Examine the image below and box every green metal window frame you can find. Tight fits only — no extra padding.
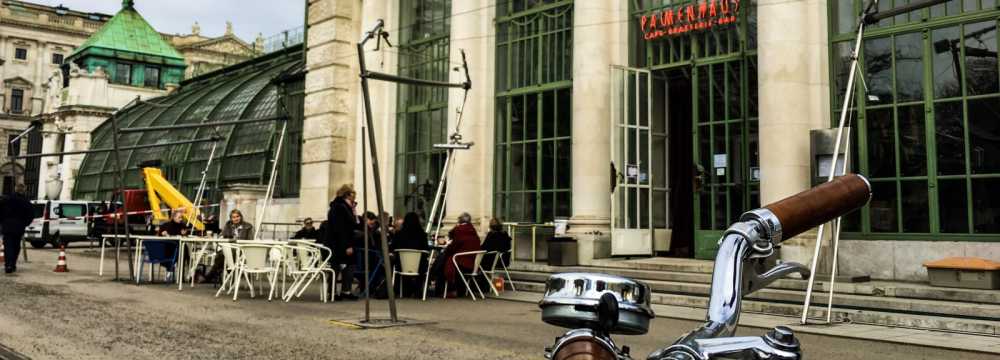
[494,0,574,224]
[631,0,760,259]
[829,0,1000,241]
[393,0,452,220]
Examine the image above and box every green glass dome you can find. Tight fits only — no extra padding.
[73,46,305,202]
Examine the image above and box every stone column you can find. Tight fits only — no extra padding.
[299,0,362,220]
[568,2,623,263]
[757,0,831,265]
[442,0,495,230]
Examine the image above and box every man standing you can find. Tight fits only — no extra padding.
[2,184,34,274]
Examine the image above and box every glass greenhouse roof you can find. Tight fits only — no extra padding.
[73,46,305,201]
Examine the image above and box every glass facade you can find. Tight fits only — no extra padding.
[394,0,452,221]
[494,0,574,224]
[73,47,306,202]
[831,1,1000,239]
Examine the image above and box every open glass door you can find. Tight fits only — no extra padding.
[611,66,653,256]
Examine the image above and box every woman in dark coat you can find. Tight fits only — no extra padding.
[327,185,359,300]
[480,217,512,270]
[433,212,482,297]
[391,212,430,297]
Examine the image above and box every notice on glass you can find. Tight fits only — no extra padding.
[713,154,727,169]
[626,164,639,178]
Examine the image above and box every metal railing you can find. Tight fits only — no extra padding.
[505,222,556,263]
[262,26,305,54]
[258,221,302,241]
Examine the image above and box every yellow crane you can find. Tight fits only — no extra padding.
[142,167,205,231]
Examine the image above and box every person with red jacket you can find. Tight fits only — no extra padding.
[432,212,482,297]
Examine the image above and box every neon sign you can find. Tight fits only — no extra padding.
[639,0,741,41]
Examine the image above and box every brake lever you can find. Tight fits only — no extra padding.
[744,261,810,295]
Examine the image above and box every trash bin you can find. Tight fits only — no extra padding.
[547,236,578,266]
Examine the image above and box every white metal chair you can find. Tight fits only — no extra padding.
[444,250,487,301]
[283,243,335,302]
[483,249,516,294]
[393,249,429,297]
[231,243,280,301]
[214,243,239,298]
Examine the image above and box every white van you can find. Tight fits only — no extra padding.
[24,200,101,248]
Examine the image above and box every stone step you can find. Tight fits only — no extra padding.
[509,262,1000,306]
[510,280,1000,336]
[510,270,1000,320]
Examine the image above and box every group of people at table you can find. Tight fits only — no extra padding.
[146,184,512,300]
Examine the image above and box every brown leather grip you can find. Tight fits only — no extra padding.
[763,174,871,240]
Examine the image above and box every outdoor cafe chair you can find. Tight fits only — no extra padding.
[283,243,335,303]
[231,243,281,301]
[443,250,487,301]
[482,249,516,295]
[392,249,429,297]
[137,240,178,284]
[214,243,240,298]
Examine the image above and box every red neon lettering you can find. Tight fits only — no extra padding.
[663,9,674,26]
[710,0,717,17]
[687,5,695,22]
[640,15,649,31]
[699,2,707,18]
[721,0,729,14]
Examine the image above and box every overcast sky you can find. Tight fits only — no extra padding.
[30,0,305,43]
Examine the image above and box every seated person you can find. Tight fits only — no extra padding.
[292,217,320,239]
[199,209,254,283]
[154,209,189,273]
[431,212,482,298]
[390,212,430,297]
[480,217,512,270]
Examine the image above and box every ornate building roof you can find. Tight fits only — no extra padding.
[67,0,184,65]
[72,45,305,201]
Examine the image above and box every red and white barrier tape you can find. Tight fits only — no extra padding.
[31,203,221,224]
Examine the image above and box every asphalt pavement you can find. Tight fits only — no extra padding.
[0,246,996,360]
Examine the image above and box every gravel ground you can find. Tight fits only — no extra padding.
[0,246,995,360]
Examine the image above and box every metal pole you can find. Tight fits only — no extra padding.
[801,14,866,325]
[433,154,456,241]
[826,127,853,323]
[110,97,139,281]
[424,148,453,234]
[358,21,399,321]
[190,141,219,234]
[255,121,287,240]
[362,123,370,322]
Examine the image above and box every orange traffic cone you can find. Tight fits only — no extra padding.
[54,244,68,272]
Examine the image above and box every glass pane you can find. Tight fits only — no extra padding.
[556,88,571,137]
[526,93,539,140]
[556,139,571,189]
[511,95,525,141]
[525,192,537,223]
[714,190,728,230]
[964,21,998,95]
[541,192,554,223]
[898,105,926,176]
[865,37,893,105]
[935,101,966,175]
[835,0,855,34]
[728,122,743,181]
[698,69,710,123]
[967,97,1000,174]
[870,181,899,232]
[972,178,1000,233]
[542,141,554,189]
[900,180,929,233]
[933,27,962,99]
[555,191,570,218]
[525,142,538,189]
[895,32,924,102]
[866,108,896,178]
[728,62,742,120]
[510,144,524,191]
[543,90,555,138]
[712,65,726,121]
[699,193,712,230]
[832,42,854,106]
[938,179,969,233]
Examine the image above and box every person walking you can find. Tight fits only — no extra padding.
[2,184,34,274]
[327,185,360,300]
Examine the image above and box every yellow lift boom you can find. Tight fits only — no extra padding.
[143,167,205,231]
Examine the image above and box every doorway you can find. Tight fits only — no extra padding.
[661,68,694,258]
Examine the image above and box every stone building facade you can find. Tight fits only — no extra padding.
[299,0,1000,282]
[165,21,263,79]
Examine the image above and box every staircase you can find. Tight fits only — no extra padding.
[506,258,1000,336]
